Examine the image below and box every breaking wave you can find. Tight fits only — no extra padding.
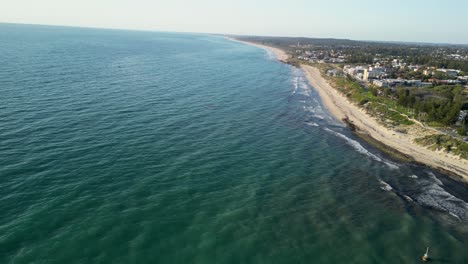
[305,122,319,127]
[415,180,468,221]
[324,128,399,170]
[403,171,468,221]
[379,180,393,191]
[292,77,299,95]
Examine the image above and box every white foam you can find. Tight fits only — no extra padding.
[427,172,444,186]
[297,77,311,96]
[449,212,461,220]
[305,122,319,127]
[380,180,393,191]
[305,105,327,121]
[264,49,276,60]
[403,195,414,202]
[415,182,468,221]
[291,77,299,95]
[383,162,400,170]
[409,175,419,179]
[300,80,311,93]
[325,128,399,170]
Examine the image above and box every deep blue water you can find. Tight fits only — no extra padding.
[0,24,467,263]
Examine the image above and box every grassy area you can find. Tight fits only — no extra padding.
[299,62,468,160]
[328,74,415,127]
[415,135,468,159]
[370,103,415,126]
[426,121,446,128]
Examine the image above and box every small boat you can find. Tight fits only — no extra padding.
[421,247,430,262]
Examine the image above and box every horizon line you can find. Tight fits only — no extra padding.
[2,21,468,46]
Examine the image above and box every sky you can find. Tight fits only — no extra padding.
[1,0,468,44]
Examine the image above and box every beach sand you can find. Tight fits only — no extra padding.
[231,38,467,182]
[302,65,468,183]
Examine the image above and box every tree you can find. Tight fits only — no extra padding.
[442,101,462,126]
[458,125,467,136]
[434,71,448,80]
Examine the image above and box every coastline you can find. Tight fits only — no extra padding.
[231,38,468,183]
[226,37,289,63]
[303,65,468,183]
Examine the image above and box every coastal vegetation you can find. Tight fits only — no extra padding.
[415,135,468,159]
[238,36,468,131]
[319,65,416,126]
[236,36,468,176]
[394,85,467,127]
[347,46,468,72]
[310,63,468,160]
[238,36,468,72]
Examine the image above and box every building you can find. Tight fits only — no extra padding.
[330,58,346,63]
[326,69,338,76]
[458,111,468,125]
[437,69,460,77]
[423,70,433,76]
[372,79,404,88]
[363,67,385,81]
[344,65,363,75]
[419,82,433,87]
[372,80,388,87]
[406,80,422,86]
[407,65,420,71]
[343,65,367,79]
[372,79,432,88]
[356,72,364,80]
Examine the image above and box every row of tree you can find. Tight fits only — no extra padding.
[394,86,466,126]
[346,45,468,72]
[348,53,468,72]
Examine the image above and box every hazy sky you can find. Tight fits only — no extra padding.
[1,0,468,44]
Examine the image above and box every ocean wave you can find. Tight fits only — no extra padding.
[290,76,311,96]
[291,77,299,95]
[403,195,414,202]
[324,128,399,170]
[379,180,393,191]
[415,182,468,221]
[304,105,327,121]
[427,172,444,186]
[264,49,276,60]
[305,122,319,127]
[383,172,466,221]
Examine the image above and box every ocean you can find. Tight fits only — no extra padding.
[0,23,467,263]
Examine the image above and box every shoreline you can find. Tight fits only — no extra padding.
[226,37,289,63]
[302,65,468,183]
[231,38,468,184]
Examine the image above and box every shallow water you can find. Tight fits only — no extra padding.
[0,24,467,263]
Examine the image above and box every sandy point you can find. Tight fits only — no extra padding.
[225,37,289,63]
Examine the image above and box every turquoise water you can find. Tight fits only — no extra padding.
[0,24,467,263]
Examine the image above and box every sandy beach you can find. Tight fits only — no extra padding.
[302,65,468,183]
[231,38,468,183]
[227,37,289,62]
